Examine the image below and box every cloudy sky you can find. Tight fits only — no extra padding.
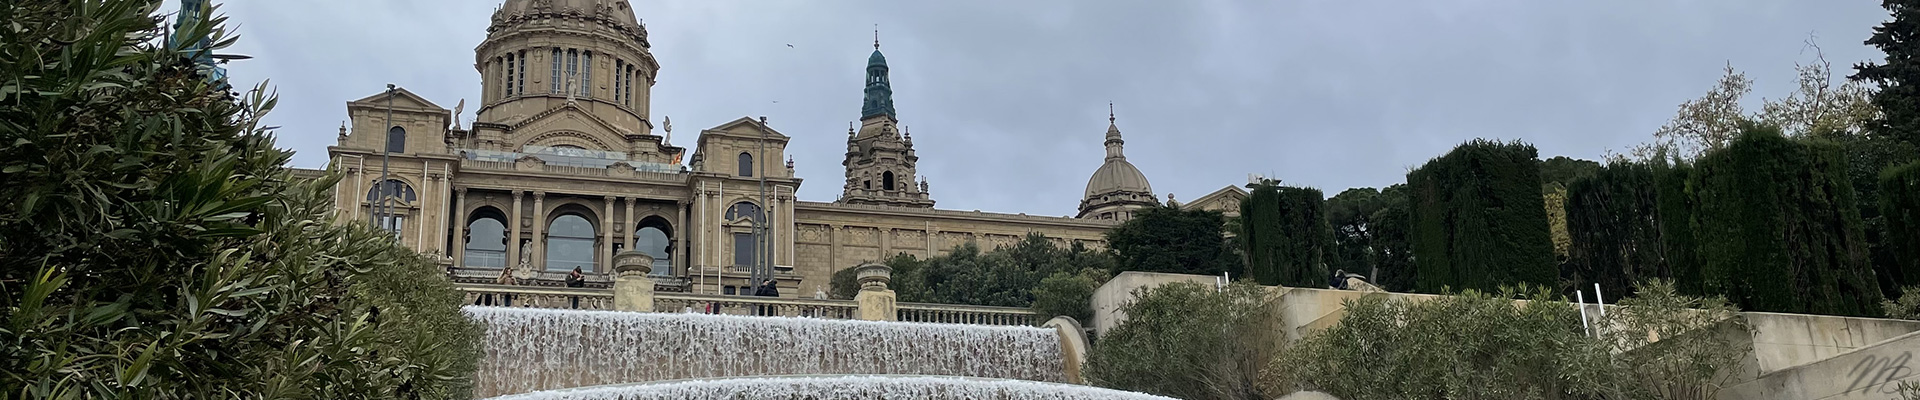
[209,1,1893,218]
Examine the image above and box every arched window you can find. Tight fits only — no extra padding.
[365,179,415,238]
[545,214,596,271]
[738,152,754,177]
[724,202,763,270]
[366,179,417,203]
[634,218,672,276]
[386,126,406,153]
[466,207,508,268]
[883,171,896,191]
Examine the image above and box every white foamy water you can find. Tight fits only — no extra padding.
[466,307,1066,397]
[486,375,1175,400]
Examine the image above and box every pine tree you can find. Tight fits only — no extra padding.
[1852,0,1920,148]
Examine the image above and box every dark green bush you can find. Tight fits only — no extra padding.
[1406,140,1557,293]
[1242,184,1332,287]
[1564,162,1668,300]
[1692,124,1881,316]
[1884,160,1920,290]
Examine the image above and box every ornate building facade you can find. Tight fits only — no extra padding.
[315,0,1176,297]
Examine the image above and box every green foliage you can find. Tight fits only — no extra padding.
[1886,161,1920,290]
[1106,205,1236,276]
[1031,267,1111,323]
[1881,286,1920,320]
[1850,0,1920,148]
[1692,123,1882,316]
[1406,139,1557,293]
[1267,281,1749,400]
[1540,156,1602,189]
[1266,285,1599,400]
[1587,280,1750,400]
[1087,281,1278,400]
[1242,184,1332,287]
[0,1,478,397]
[1653,161,1705,296]
[832,235,1114,313]
[1564,162,1670,300]
[1326,188,1380,282]
[1370,185,1416,292]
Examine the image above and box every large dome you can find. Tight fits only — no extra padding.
[1085,159,1152,198]
[495,0,642,31]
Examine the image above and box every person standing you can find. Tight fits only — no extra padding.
[494,265,517,306]
[566,266,586,309]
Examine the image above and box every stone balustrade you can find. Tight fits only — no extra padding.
[452,284,1043,326]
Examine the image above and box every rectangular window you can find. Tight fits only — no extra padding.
[732,232,757,269]
[566,49,578,95]
[516,50,526,96]
[625,67,636,106]
[503,54,515,96]
[582,52,593,98]
[551,48,562,93]
[374,214,404,240]
[613,59,623,102]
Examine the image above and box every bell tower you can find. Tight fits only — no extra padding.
[839,33,934,208]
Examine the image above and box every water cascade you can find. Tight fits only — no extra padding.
[486,375,1175,400]
[468,307,1067,397]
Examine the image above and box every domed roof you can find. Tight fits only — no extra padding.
[868,50,887,67]
[1085,158,1153,197]
[497,0,640,28]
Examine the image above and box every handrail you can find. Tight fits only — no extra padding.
[452,284,1043,326]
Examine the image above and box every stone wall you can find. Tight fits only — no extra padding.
[1720,330,1920,400]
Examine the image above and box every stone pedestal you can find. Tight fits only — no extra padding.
[853,263,897,321]
[613,251,656,312]
[1043,316,1091,384]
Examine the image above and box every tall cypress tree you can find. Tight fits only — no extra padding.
[1564,162,1672,301]
[1851,0,1920,148]
[1242,182,1332,287]
[1884,161,1920,289]
[1693,124,1882,316]
[1406,140,1557,293]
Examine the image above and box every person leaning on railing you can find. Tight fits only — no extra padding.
[566,267,585,309]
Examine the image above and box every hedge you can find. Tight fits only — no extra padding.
[1406,140,1557,293]
[1564,162,1667,301]
[1692,125,1881,316]
[1243,184,1332,287]
[1884,160,1920,291]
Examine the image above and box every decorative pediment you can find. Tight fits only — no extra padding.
[703,116,790,141]
[507,104,632,152]
[1186,185,1249,211]
[348,87,445,112]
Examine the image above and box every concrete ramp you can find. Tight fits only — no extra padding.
[1719,329,1920,399]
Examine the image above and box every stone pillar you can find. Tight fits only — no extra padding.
[1044,316,1091,384]
[675,200,688,276]
[506,191,523,268]
[453,187,468,267]
[601,195,616,273]
[612,250,656,312]
[530,191,546,270]
[853,263,897,321]
[622,196,635,270]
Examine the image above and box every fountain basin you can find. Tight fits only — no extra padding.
[483,375,1175,400]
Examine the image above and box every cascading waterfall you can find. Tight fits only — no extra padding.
[486,375,1176,400]
[467,307,1067,397]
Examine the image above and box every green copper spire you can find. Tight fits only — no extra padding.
[861,27,895,119]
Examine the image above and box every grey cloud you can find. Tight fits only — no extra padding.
[216,0,1891,217]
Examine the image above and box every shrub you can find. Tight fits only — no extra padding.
[1884,160,1920,290]
[1087,281,1279,400]
[0,2,478,396]
[1564,162,1669,300]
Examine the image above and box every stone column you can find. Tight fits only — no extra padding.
[612,250,656,312]
[530,191,546,271]
[506,190,523,268]
[623,196,635,270]
[853,263,897,321]
[453,187,468,267]
[675,200,688,277]
[693,186,707,289]
[601,195,616,274]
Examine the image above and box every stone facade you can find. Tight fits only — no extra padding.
[312,0,1200,299]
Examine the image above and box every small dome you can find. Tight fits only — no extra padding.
[868,50,887,67]
[1085,159,1153,198]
